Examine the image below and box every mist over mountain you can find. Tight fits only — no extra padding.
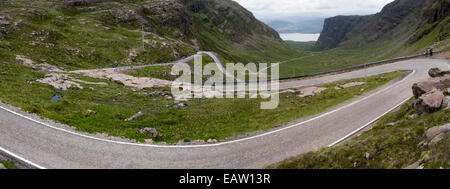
[263,17,325,34]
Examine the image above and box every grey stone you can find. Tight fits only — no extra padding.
[86,109,96,116]
[427,133,446,147]
[387,122,396,126]
[412,77,450,98]
[172,102,187,108]
[428,68,450,78]
[340,82,365,89]
[139,127,161,138]
[0,163,6,169]
[0,20,10,26]
[407,114,417,120]
[424,124,450,141]
[414,89,445,114]
[125,111,144,121]
[207,139,218,143]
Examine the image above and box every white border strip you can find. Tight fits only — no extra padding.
[0,146,46,169]
[328,97,411,147]
[0,70,416,149]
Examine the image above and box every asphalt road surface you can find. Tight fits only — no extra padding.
[0,58,448,169]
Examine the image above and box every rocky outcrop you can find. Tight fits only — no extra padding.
[37,73,83,91]
[315,15,368,50]
[298,87,327,98]
[424,124,450,147]
[414,89,447,114]
[428,68,450,78]
[412,76,450,98]
[139,127,161,138]
[412,68,450,114]
[315,0,433,50]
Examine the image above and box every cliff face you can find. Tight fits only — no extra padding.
[315,0,441,50]
[314,15,369,50]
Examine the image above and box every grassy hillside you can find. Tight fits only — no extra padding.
[316,0,449,53]
[0,0,302,72]
[269,98,450,169]
[285,40,316,51]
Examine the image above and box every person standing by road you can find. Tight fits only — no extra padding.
[430,48,433,57]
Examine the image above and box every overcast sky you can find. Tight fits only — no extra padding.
[233,0,395,20]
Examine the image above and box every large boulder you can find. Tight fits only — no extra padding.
[424,124,450,147]
[412,76,450,98]
[425,124,450,141]
[428,68,450,78]
[414,89,446,114]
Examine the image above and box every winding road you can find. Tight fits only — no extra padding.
[0,58,449,169]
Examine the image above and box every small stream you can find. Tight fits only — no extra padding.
[51,93,62,102]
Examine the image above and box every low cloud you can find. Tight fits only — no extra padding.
[234,0,394,20]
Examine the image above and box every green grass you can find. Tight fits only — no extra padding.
[285,41,316,51]
[0,54,405,143]
[268,97,450,169]
[0,159,18,169]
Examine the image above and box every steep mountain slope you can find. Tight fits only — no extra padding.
[0,0,300,70]
[315,0,449,54]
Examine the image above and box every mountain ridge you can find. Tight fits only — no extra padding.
[0,0,300,71]
[315,0,449,53]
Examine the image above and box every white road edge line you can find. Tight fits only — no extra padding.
[0,146,47,169]
[0,70,415,149]
[328,97,411,147]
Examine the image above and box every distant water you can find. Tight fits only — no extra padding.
[280,33,320,42]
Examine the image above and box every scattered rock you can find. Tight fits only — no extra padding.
[334,86,343,90]
[281,89,298,95]
[0,163,5,169]
[417,164,424,169]
[73,69,172,90]
[414,89,446,114]
[298,87,327,98]
[0,20,10,26]
[207,139,218,143]
[424,124,450,141]
[144,139,154,144]
[407,114,417,120]
[428,68,450,78]
[125,111,144,121]
[149,91,167,98]
[364,152,371,160]
[387,122,396,126]
[172,102,187,108]
[139,127,161,138]
[86,109,96,117]
[427,133,446,147]
[412,77,450,98]
[16,55,65,73]
[191,140,206,145]
[37,73,83,91]
[72,79,108,86]
[339,82,365,89]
